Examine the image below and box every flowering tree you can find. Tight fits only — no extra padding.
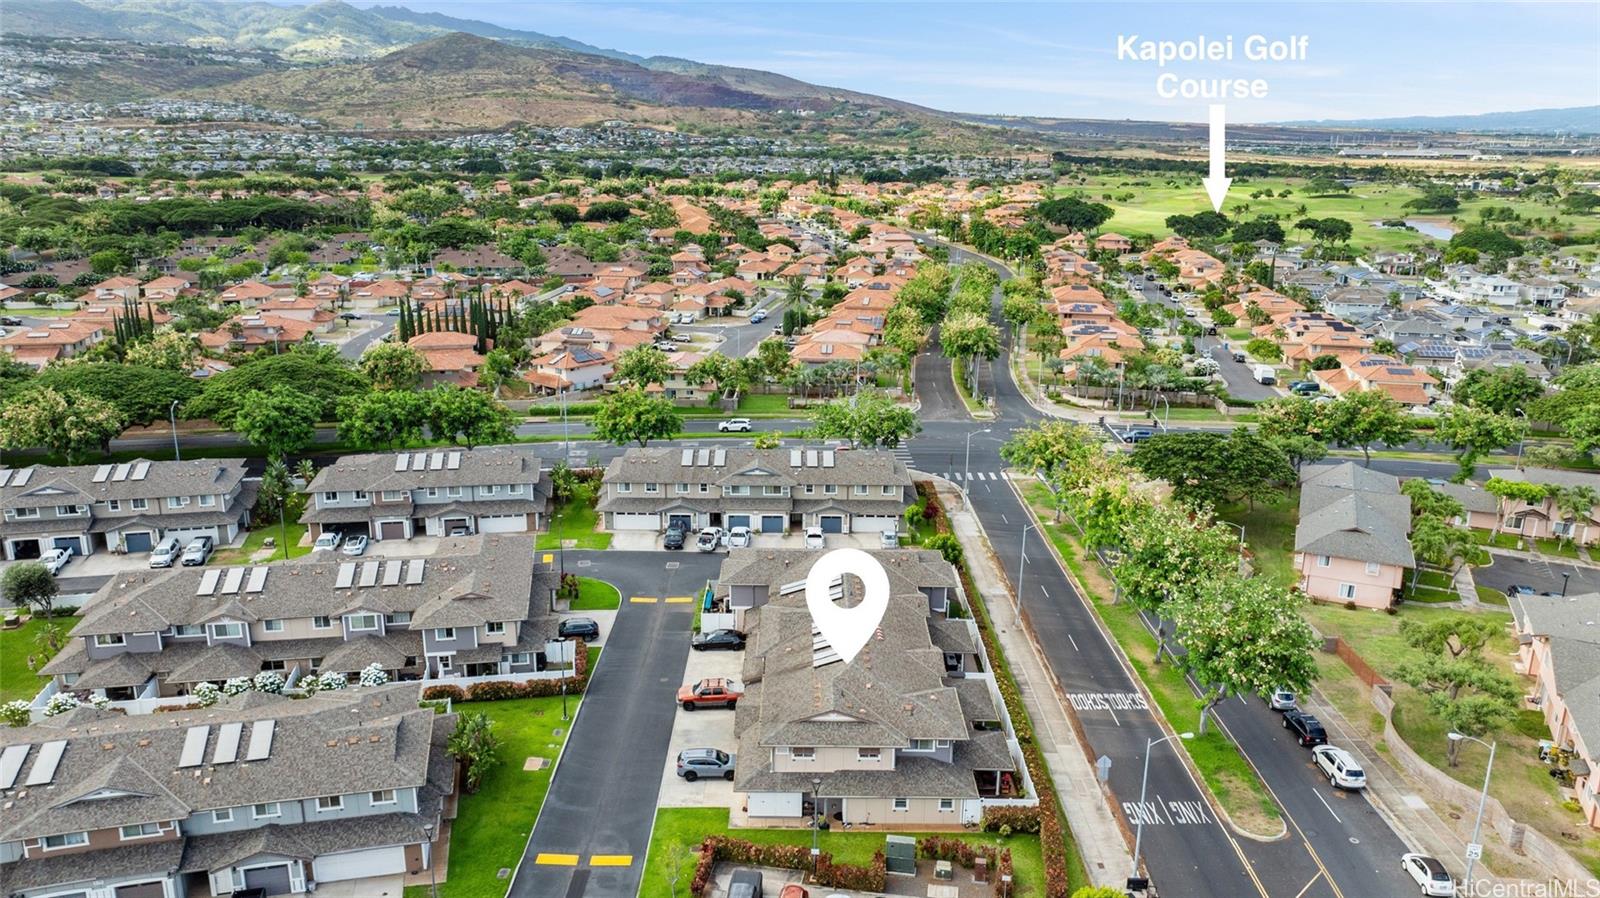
[1172,577,1319,734]
[1113,503,1242,616]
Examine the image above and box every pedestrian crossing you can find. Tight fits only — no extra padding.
[948,471,1006,482]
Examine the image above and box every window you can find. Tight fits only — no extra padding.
[426,487,440,498]
[698,483,710,494]
[857,748,881,762]
[94,633,126,647]
[1338,583,1357,600]
[198,494,216,508]
[939,798,955,812]
[259,660,286,672]
[789,747,815,761]
[6,507,38,519]
[209,623,244,640]
[353,491,367,500]
[446,487,463,498]
[804,484,815,495]
[252,803,281,819]
[853,485,868,496]
[346,614,379,631]
[617,483,632,494]
[503,652,531,665]
[892,798,909,812]
[313,616,332,630]
[908,739,935,752]
[482,485,499,496]
[404,656,417,667]
[1508,514,1526,530]
[120,823,161,840]
[437,656,452,671]
[131,498,148,511]
[370,790,396,805]
[824,485,838,495]
[1316,555,1331,568]
[509,483,524,495]
[434,627,456,640]
[316,795,344,812]
[212,808,233,824]
[323,491,339,502]
[174,624,203,637]
[882,485,897,496]
[385,612,411,625]
[1365,561,1381,576]
[41,831,88,849]
[382,490,406,501]
[56,505,83,516]
[309,657,324,670]
[167,496,191,509]
[763,485,784,497]
[486,621,505,634]
[725,485,749,496]
[644,483,659,494]
[676,483,690,494]
[107,499,121,512]
[264,619,284,632]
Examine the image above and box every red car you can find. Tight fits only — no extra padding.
[677,677,743,711]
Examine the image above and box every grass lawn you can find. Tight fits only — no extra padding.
[1474,585,1510,606]
[1217,497,1298,590]
[638,808,1047,898]
[403,695,582,898]
[1021,482,1283,835]
[950,359,985,415]
[569,576,620,611]
[1534,537,1581,559]
[536,484,612,550]
[0,617,67,703]
[211,523,310,566]
[735,393,792,415]
[1402,585,1459,603]
[1471,529,1524,550]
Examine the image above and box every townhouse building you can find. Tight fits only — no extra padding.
[723,549,1031,826]
[597,446,913,535]
[1,459,255,562]
[1511,591,1600,829]
[0,684,455,898]
[1294,462,1414,609]
[301,448,552,543]
[41,534,559,701]
[1485,467,1600,546]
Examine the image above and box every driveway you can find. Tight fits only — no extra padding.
[1196,336,1281,402]
[657,644,742,808]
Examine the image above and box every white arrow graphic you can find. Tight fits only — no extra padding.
[1202,103,1231,213]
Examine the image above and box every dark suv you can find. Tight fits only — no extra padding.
[1283,709,1327,747]
[663,526,686,550]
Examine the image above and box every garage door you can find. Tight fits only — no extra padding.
[760,515,785,534]
[378,521,407,540]
[727,515,750,529]
[242,864,293,895]
[123,531,154,553]
[667,514,693,532]
[479,514,527,534]
[851,515,897,534]
[819,515,844,534]
[611,513,660,531]
[312,845,406,882]
[746,791,802,817]
[8,538,42,560]
[52,536,85,554]
[115,881,166,898]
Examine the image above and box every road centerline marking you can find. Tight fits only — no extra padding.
[534,853,579,865]
[589,854,633,866]
[629,596,659,604]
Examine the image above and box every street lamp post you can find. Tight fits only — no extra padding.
[964,428,991,488]
[1514,408,1528,469]
[811,776,822,877]
[1132,731,1194,879]
[421,821,438,898]
[169,400,182,461]
[1016,522,1041,614]
[1562,572,1571,597]
[1448,732,1496,889]
[560,662,570,722]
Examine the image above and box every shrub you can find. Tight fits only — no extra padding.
[253,671,285,694]
[42,693,81,716]
[316,670,349,691]
[466,680,522,702]
[192,682,221,707]
[689,835,886,895]
[1,700,32,727]
[222,676,252,696]
[358,663,390,687]
[982,805,1043,834]
[421,684,466,702]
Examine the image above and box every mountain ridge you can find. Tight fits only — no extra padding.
[1275,106,1600,135]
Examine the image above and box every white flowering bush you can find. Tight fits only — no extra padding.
[89,695,110,710]
[358,663,389,688]
[42,693,80,717]
[316,670,348,691]
[253,672,285,694]
[222,677,252,697]
[192,682,221,707]
[1,700,32,727]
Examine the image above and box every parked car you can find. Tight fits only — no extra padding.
[1123,428,1154,444]
[719,418,753,432]
[339,312,360,321]
[1312,745,1367,790]
[772,325,783,335]
[653,340,677,351]
[559,617,601,641]
[385,307,402,316]
[750,310,767,323]
[879,529,900,549]
[692,629,746,651]
[678,677,743,710]
[696,527,724,553]
[312,531,343,552]
[676,747,735,782]
[1505,584,1537,599]
[180,536,214,566]
[342,535,369,556]
[671,334,692,343]
[663,526,687,550]
[728,869,763,898]
[804,527,825,549]
[0,316,22,327]
[778,886,807,898]
[1283,709,1327,747]
[1401,853,1458,897]
[1231,350,1247,362]
[149,537,183,568]
[1251,364,1277,385]
[727,526,753,548]
[1268,688,1297,711]
[40,547,72,576]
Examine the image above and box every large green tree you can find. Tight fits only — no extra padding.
[1450,367,1545,416]
[807,390,921,449]
[1431,404,1528,483]
[186,346,368,427]
[359,341,427,391]
[234,385,319,460]
[1173,576,1319,733]
[23,363,200,428]
[0,387,124,463]
[425,386,516,449]
[1129,429,1293,509]
[591,387,681,448]
[1318,391,1414,465]
[612,345,673,387]
[1394,615,1521,766]
[336,389,428,450]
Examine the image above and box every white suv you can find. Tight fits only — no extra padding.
[718,418,753,433]
[1312,745,1367,790]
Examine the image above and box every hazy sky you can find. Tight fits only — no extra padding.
[344,1,1600,123]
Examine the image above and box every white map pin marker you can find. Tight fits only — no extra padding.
[805,547,890,665]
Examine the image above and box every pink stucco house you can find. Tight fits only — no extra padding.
[1294,462,1414,608]
[1512,592,1600,828]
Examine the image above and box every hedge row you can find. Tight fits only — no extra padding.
[420,640,590,704]
[690,835,886,895]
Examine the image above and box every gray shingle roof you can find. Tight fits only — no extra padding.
[1296,462,1414,567]
[1513,591,1600,755]
[305,447,552,496]
[1,458,248,508]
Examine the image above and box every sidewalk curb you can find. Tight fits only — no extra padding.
[1005,475,1291,845]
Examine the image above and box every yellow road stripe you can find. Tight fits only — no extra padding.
[589,855,633,867]
[664,596,694,604]
[541,553,554,564]
[534,853,579,866]
[629,596,658,603]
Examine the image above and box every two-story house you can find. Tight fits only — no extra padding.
[1294,462,1414,608]
[41,534,559,699]
[1485,467,1600,546]
[301,449,552,543]
[1,460,255,562]
[597,447,913,535]
[723,549,1030,826]
[1511,591,1600,829]
[0,684,455,898]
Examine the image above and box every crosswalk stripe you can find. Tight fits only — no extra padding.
[589,855,633,866]
[534,853,579,865]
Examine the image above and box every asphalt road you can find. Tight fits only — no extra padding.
[1123,274,1280,403]
[337,314,396,359]
[508,550,719,898]
[1470,551,1600,597]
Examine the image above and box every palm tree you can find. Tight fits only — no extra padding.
[1553,485,1599,547]
[447,712,501,793]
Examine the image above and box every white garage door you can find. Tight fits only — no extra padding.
[851,515,898,534]
[312,845,407,883]
[479,514,527,534]
[611,512,660,531]
[746,791,803,817]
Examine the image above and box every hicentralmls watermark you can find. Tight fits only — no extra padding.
[1464,880,1600,898]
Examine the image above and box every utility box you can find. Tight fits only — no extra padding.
[885,835,916,875]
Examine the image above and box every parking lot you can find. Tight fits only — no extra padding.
[1472,551,1600,596]
[610,529,890,552]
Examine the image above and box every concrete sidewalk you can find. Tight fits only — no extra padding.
[934,480,1133,889]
